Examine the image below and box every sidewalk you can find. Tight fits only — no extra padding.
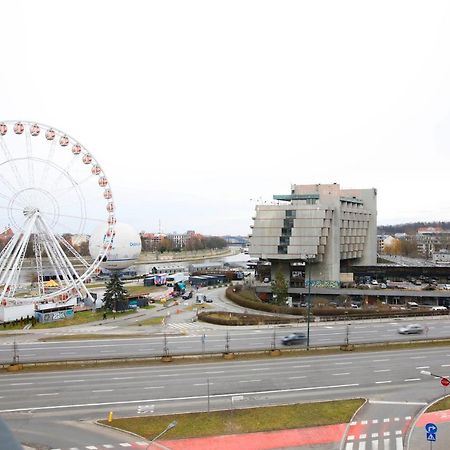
[160,424,346,450]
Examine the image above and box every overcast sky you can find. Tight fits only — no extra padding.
[1,1,450,236]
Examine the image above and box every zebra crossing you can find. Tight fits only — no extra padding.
[343,416,411,449]
[167,322,212,335]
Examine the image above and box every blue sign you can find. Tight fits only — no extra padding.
[426,423,437,442]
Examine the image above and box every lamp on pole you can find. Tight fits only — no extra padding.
[146,420,177,449]
[304,254,314,351]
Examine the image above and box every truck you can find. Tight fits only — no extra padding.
[166,272,188,287]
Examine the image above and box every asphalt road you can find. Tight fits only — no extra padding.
[1,347,450,448]
[1,318,450,364]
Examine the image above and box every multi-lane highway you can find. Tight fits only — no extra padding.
[1,319,450,364]
[1,346,449,448]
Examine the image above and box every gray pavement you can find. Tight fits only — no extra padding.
[1,347,450,448]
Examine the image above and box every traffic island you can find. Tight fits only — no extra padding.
[223,352,235,360]
[270,349,282,356]
[340,344,355,351]
[6,364,23,372]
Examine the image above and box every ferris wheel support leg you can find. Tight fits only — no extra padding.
[0,213,37,301]
[38,214,94,306]
[39,226,81,293]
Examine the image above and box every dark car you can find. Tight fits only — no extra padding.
[281,332,307,346]
[181,291,193,300]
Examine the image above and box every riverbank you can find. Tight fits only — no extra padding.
[134,247,239,265]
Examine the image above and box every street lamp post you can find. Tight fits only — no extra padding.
[306,259,312,350]
[146,420,177,449]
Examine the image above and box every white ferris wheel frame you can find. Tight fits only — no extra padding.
[0,120,115,306]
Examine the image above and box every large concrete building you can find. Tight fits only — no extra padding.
[249,183,377,289]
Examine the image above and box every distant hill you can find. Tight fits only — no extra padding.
[378,222,450,235]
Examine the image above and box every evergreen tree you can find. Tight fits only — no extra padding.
[271,271,289,305]
[103,274,128,311]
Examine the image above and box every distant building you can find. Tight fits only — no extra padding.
[249,183,377,288]
[377,234,390,254]
[433,249,450,265]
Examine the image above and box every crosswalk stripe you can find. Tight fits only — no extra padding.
[372,440,379,450]
[345,443,354,450]
[358,442,366,450]
[384,438,390,449]
[396,436,403,449]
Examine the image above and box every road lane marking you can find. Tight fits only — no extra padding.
[63,380,85,383]
[288,376,306,379]
[0,383,360,413]
[404,378,421,382]
[239,380,261,383]
[292,365,311,368]
[345,444,353,450]
[112,377,135,380]
[375,381,392,384]
[251,368,268,371]
[92,389,114,393]
[143,386,164,389]
[373,359,390,362]
[396,437,403,448]
[416,366,430,369]
[205,371,225,374]
[333,373,350,376]
[374,369,391,373]
[410,356,426,359]
[10,382,33,386]
[37,393,59,396]
[335,362,352,365]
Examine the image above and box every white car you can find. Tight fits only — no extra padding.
[398,324,424,335]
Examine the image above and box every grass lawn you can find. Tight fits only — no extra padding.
[102,399,364,440]
[0,309,137,331]
[125,285,165,296]
[428,396,450,412]
[133,316,165,326]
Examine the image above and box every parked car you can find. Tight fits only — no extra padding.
[398,324,424,335]
[182,291,193,300]
[205,297,213,303]
[281,332,307,346]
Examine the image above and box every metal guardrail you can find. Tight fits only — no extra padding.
[3,338,450,370]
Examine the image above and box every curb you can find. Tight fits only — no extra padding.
[338,398,368,450]
[404,394,450,449]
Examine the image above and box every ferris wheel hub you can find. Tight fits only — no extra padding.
[23,206,39,217]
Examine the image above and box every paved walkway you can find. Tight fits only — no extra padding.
[160,424,346,450]
[408,408,450,449]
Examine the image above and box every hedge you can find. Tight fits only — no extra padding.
[198,311,294,326]
[225,287,449,319]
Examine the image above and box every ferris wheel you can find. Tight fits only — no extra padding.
[0,120,115,306]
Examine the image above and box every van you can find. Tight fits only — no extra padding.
[431,306,447,311]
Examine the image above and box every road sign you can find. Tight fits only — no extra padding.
[426,423,438,442]
[427,432,437,442]
[441,377,450,387]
